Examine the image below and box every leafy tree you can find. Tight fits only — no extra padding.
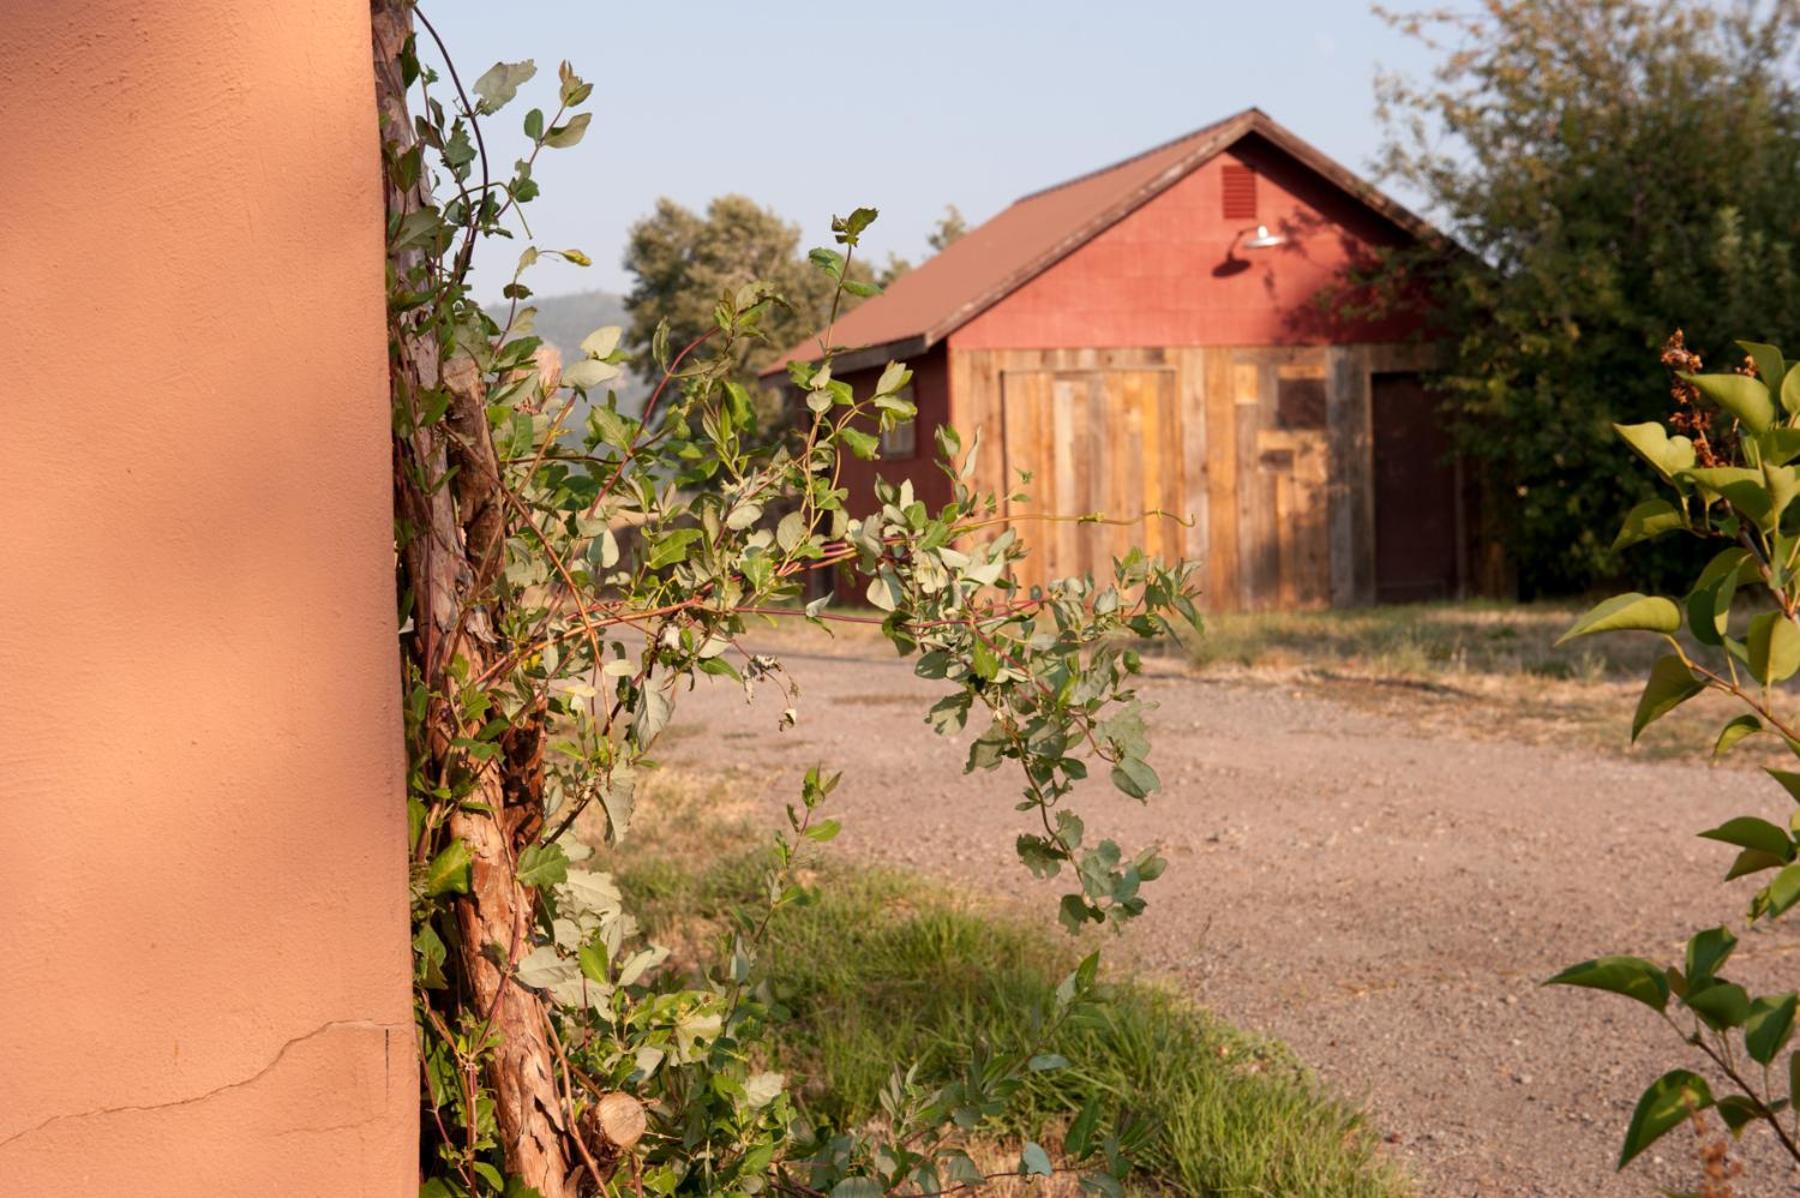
[1373,0,1800,594]
[621,194,875,378]
[377,6,1198,1195]
[1550,336,1800,1181]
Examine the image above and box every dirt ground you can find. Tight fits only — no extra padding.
[659,642,1800,1197]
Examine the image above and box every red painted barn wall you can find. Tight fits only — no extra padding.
[832,344,953,516]
[949,137,1419,351]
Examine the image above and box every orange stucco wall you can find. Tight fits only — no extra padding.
[0,2,413,1194]
[949,141,1416,351]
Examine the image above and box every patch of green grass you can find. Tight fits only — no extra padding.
[608,776,1409,1197]
[1187,600,1669,682]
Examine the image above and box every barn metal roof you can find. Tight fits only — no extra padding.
[762,108,1442,377]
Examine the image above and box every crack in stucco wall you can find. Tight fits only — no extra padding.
[0,1019,408,1153]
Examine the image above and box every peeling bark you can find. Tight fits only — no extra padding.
[370,4,573,1194]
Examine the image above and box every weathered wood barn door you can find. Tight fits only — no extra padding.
[999,369,1182,593]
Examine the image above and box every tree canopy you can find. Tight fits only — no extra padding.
[1375,0,1800,594]
[621,194,873,379]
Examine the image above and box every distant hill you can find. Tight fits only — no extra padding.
[491,288,649,415]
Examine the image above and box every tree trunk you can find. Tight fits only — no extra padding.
[370,4,574,1194]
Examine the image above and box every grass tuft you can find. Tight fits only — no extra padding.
[606,771,1409,1197]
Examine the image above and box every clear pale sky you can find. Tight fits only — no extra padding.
[418,1,1451,301]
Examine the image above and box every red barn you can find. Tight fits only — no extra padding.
[766,109,1469,610]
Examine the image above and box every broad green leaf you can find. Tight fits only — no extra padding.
[1738,341,1787,398]
[1027,1053,1071,1072]
[1685,926,1737,984]
[1631,656,1703,742]
[1713,714,1764,760]
[1687,372,1776,433]
[1727,848,1789,880]
[1715,1093,1763,1135]
[517,842,569,889]
[829,1179,884,1198]
[1785,362,1800,417]
[865,569,900,612]
[1019,1141,1053,1176]
[1768,768,1800,802]
[1066,1094,1103,1158]
[542,112,591,148]
[1747,993,1798,1065]
[1556,594,1680,645]
[563,358,621,390]
[776,511,807,552]
[1615,422,1697,481]
[1748,612,1800,684]
[1618,1070,1714,1168]
[1763,862,1800,918]
[579,325,622,359]
[1545,955,1670,1011]
[1686,548,1751,646]
[1687,981,1751,1029]
[1764,425,1800,463]
[1110,756,1160,800]
[425,839,472,896]
[1700,816,1791,858]
[1612,499,1684,551]
[472,59,536,115]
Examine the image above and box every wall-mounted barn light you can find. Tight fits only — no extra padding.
[1242,223,1287,249]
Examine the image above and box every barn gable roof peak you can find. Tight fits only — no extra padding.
[763,108,1441,377]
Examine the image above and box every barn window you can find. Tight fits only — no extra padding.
[1277,377,1327,429]
[1221,164,1258,221]
[879,385,918,458]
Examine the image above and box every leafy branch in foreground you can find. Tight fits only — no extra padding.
[374,5,1200,1194]
[1549,334,1800,1179]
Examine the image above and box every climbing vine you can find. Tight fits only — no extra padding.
[373,5,1200,1195]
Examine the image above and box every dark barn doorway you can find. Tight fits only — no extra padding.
[1371,372,1463,604]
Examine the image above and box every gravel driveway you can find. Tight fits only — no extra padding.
[661,646,1800,1196]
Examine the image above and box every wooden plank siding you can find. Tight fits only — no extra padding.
[950,343,1437,611]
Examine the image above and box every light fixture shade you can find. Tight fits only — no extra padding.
[1243,224,1286,249]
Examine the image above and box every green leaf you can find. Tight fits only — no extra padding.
[1631,656,1703,742]
[1715,1093,1763,1135]
[1700,816,1791,858]
[472,59,536,114]
[1767,768,1800,803]
[1544,955,1669,1011]
[1785,363,1800,417]
[776,511,807,552]
[1747,993,1798,1065]
[807,247,845,280]
[1763,862,1800,918]
[1687,981,1751,1030]
[865,569,900,612]
[1028,1053,1071,1072]
[1066,1095,1103,1159]
[1618,1070,1714,1168]
[1713,714,1764,760]
[1685,926,1737,985]
[1019,1141,1053,1177]
[1556,593,1680,645]
[1738,341,1787,398]
[1615,422,1698,481]
[1109,756,1160,800]
[1687,372,1776,433]
[563,358,621,390]
[425,839,472,897]
[841,426,879,460]
[517,842,569,889]
[646,528,702,570]
[541,112,591,148]
[829,1179,883,1198]
[1727,848,1789,880]
[1687,549,1750,646]
[1612,499,1685,551]
[1749,612,1800,684]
